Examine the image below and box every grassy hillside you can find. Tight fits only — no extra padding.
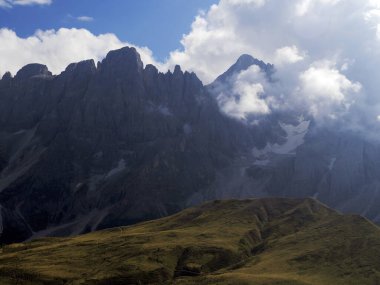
[1,198,380,284]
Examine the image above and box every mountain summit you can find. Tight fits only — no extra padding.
[213,54,274,84]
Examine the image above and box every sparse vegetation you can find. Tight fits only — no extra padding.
[1,198,380,285]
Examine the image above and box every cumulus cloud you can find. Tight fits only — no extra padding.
[274,46,305,66]
[217,65,271,120]
[225,0,266,7]
[295,0,341,16]
[168,0,380,83]
[166,0,380,128]
[296,60,361,120]
[0,28,160,77]
[0,0,51,8]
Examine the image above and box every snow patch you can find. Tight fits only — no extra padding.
[253,119,310,159]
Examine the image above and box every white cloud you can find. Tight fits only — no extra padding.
[296,61,361,120]
[295,0,341,16]
[0,28,160,77]
[0,0,51,7]
[217,65,271,119]
[168,0,380,84]
[165,0,380,126]
[77,16,94,22]
[274,45,305,66]
[167,2,255,83]
[225,0,266,7]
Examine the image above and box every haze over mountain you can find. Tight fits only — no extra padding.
[1,47,380,245]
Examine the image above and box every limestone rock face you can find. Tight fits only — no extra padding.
[0,47,252,243]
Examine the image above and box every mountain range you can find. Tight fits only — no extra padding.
[1,46,380,245]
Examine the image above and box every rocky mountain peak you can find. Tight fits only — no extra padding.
[173,64,183,76]
[99,46,144,78]
[15,63,52,80]
[212,54,274,85]
[236,53,257,66]
[144,64,158,74]
[1,71,12,81]
[65,59,96,75]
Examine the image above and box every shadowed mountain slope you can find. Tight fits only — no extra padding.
[0,47,253,244]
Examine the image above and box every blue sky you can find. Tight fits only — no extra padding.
[0,0,217,60]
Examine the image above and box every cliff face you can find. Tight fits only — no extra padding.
[0,47,252,244]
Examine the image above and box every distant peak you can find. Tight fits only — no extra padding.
[232,54,271,72]
[236,54,255,64]
[211,54,274,85]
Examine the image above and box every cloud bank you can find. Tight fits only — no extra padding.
[166,0,380,128]
[0,28,160,77]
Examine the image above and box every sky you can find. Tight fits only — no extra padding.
[0,0,217,60]
[2,0,380,134]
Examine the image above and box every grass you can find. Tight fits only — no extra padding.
[1,197,380,284]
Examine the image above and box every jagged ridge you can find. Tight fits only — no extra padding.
[0,47,254,244]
